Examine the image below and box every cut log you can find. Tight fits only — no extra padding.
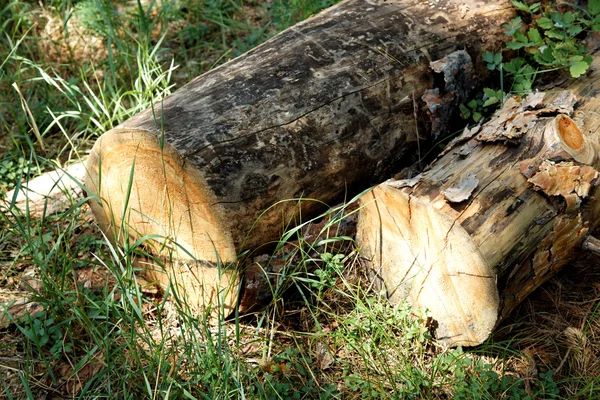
[357,60,600,346]
[1,161,86,218]
[85,0,516,315]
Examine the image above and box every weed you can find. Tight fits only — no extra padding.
[0,151,40,191]
[461,0,599,123]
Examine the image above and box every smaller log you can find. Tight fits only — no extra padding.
[357,70,600,346]
[1,161,86,217]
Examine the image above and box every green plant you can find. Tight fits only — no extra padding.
[308,252,345,299]
[505,1,594,79]
[460,87,505,122]
[461,0,598,123]
[0,152,40,191]
[16,310,71,357]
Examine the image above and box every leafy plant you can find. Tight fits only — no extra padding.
[505,1,594,79]
[16,311,70,357]
[460,88,505,122]
[309,252,344,298]
[461,0,598,123]
[482,51,503,71]
[0,152,40,192]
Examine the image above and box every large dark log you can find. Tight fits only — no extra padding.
[357,58,600,347]
[85,0,515,315]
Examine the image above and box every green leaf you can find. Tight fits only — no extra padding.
[570,60,589,78]
[459,104,471,119]
[467,99,479,110]
[570,54,584,63]
[546,29,566,40]
[483,87,499,98]
[537,16,553,30]
[503,57,525,74]
[493,52,502,65]
[567,24,583,37]
[550,12,564,25]
[511,0,531,12]
[527,28,543,44]
[473,112,483,122]
[529,2,541,13]
[591,0,600,16]
[507,41,526,50]
[503,16,522,36]
[482,51,494,63]
[483,97,499,108]
[563,12,575,26]
[555,39,578,53]
[533,47,556,65]
[487,63,496,70]
[514,31,529,43]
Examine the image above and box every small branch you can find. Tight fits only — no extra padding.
[582,236,600,256]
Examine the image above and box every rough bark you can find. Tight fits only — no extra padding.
[357,60,600,347]
[85,0,515,315]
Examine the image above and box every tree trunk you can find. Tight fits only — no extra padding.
[357,60,600,346]
[85,0,515,315]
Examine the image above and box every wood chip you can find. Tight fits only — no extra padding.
[385,174,423,189]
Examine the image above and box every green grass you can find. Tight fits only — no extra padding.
[1,0,600,398]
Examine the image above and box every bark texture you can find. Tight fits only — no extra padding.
[85,0,515,314]
[357,60,600,347]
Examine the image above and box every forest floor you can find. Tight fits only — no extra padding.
[1,0,600,398]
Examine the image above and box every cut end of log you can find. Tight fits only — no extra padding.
[85,128,240,314]
[551,114,598,165]
[557,114,583,150]
[357,185,499,347]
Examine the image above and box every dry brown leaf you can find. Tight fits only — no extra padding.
[0,291,45,328]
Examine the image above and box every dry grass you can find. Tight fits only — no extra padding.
[496,254,600,398]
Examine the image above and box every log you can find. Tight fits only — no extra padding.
[1,161,86,218]
[357,59,600,346]
[85,0,516,315]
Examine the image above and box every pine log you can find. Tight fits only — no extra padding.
[1,161,86,218]
[357,60,600,346]
[85,0,515,315]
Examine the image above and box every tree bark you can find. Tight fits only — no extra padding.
[85,0,515,315]
[357,60,600,347]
